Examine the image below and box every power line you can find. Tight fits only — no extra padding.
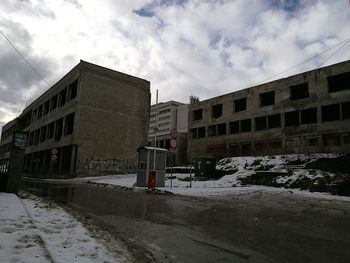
[316,38,350,68]
[255,37,350,85]
[0,29,51,87]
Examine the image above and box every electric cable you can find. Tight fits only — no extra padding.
[0,29,51,87]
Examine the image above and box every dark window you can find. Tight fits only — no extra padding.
[285,111,299,126]
[40,126,47,142]
[58,88,67,107]
[198,127,206,138]
[255,116,267,130]
[268,114,281,128]
[190,128,197,139]
[234,98,246,112]
[34,129,40,145]
[270,140,282,149]
[344,135,350,144]
[240,119,251,132]
[290,83,309,100]
[68,80,78,100]
[342,102,350,119]
[51,95,58,111]
[64,113,75,135]
[217,123,226,136]
[28,132,34,146]
[242,143,251,156]
[55,118,64,141]
[212,104,223,118]
[37,105,43,120]
[328,72,350,92]
[192,109,203,121]
[208,125,217,137]
[43,100,50,115]
[255,142,265,152]
[301,108,317,124]
[229,121,239,134]
[47,122,55,139]
[323,134,341,147]
[260,91,275,107]
[322,104,340,122]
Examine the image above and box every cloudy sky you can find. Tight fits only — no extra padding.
[1,0,350,129]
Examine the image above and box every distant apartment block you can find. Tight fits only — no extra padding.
[188,60,350,159]
[148,101,188,165]
[0,60,150,178]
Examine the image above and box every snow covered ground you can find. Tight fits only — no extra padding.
[87,153,350,201]
[0,192,129,263]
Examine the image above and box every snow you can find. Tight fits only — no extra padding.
[88,153,350,202]
[0,192,124,263]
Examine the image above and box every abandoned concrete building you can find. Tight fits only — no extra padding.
[148,101,188,165]
[0,119,17,190]
[0,60,150,178]
[188,60,350,159]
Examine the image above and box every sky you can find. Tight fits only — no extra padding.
[0,0,350,129]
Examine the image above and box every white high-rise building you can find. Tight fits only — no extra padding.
[148,101,188,165]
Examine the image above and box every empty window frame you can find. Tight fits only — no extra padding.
[190,128,197,139]
[37,105,43,120]
[270,140,282,149]
[217,123,227,136]
[68,80,78,100]
[55,118,64,141]
[34,129,40,145]
[255,116,267,130]
[344,135,350,145]
[229,121,239,134]
[290,82,309,100]
[323,134,341,147]
[47,122,55,139]
[342,102,350,119]
[240,119,251,132]
[301,108,317,124]
[51,95,58,111]
[234,98,246,112]
[328,71,350,92]
[43,100,50,115]
[192,109,203,121]
[321,104,340,122]
[285,111,299,126]
[58,88,67,107]
[64,113,75,135]
[212,104,223,118]
[208,125,217,137]
[198,127,206,138]
[260,91,275,107]
[40,126,47,142]
[268,113,281,128]
[28,132,34,146]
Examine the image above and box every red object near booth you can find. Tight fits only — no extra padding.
[148,171,156,189]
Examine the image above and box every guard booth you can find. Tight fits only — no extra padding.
[136,146,168,187]
[193,156,217,179]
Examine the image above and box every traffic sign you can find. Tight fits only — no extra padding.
[170,128,178,139]
[170,139,177,148]
[52,148,58,155]
[51,154,57,161]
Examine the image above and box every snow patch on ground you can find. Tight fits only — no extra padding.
[0,192,124,263]
[89,154,350,201]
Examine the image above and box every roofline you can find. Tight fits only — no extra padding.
[194,59,350,104]
[20,60,150,117]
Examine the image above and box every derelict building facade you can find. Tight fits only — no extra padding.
[188,60,350,159]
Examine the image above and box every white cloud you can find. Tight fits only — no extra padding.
[0,0,350,126]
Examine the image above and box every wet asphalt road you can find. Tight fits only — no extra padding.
[51,184,350,263]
